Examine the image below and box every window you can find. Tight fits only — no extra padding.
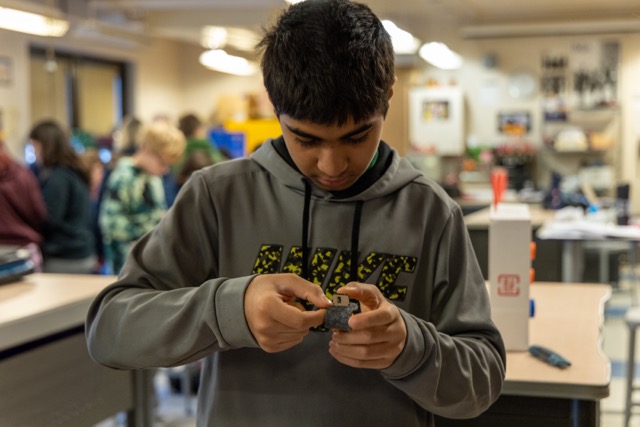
[29,46,130,138]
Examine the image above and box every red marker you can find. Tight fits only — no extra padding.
[491,167,508,208]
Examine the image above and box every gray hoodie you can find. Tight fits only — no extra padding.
[86,139,505,426]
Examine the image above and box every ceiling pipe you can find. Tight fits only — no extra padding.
[88,0,277,10]
[462,19,640,39]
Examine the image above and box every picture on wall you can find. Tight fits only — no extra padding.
[498,111,531,135]
[409,86,464,156]
[422,100,450,122]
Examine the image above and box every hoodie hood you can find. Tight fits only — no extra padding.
[251,137,424,285]
[251,137,423,202]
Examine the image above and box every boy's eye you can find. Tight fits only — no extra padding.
[296,137,319,148]
[345,133,369,144]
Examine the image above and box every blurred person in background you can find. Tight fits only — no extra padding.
[99,121,185,274]
[177,112,227,167]
[0,139,47,270]
[176,149,215,189]
[81,148,108,274]
[112,115,143,158]
[29,120,95,274]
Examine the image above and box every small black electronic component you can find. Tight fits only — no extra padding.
[529,345,571,369]
[324,294,360,331]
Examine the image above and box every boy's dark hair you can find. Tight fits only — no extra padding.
[178,113,202,139]
[257,0,395,126]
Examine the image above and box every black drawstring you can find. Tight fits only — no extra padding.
[301,183,364,329]
[301,179,312,280]
[300,178,364,284]
[350,201,363,281]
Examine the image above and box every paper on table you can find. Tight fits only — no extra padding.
[537,220,640,240]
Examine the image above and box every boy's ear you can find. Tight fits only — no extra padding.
[388,75,398,100]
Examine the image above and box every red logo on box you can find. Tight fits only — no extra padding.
[497,274,520,296]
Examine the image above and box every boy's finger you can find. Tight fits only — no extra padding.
[275,274,332,308]
[336,283,383,311]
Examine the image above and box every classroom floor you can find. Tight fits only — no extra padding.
[602,282,638,427]
[95,280,640,427]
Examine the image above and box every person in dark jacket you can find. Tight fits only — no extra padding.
[0,139,47,269]
[30,120,95,273]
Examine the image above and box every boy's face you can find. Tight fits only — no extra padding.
[279,114,384,192]
[136,145,170,176]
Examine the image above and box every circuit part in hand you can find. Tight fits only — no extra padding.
[324,294,360,331]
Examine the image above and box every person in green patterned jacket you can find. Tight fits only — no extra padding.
[99,121,185,274]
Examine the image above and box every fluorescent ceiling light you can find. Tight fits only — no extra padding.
[418,42,463,70]
[0,7,69,37]
[382,20,420,55]
[201,26,259,52]
[284,0,305,4]
[201,26,227,49]
[199,49,258,76]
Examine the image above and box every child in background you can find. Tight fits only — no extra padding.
[81,149,108,274]
[30,120,95,274]
[99,122,185,274]
[0,139,46,270]
[177,113,227,166]
[176,149,215,188]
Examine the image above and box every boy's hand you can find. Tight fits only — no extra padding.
[328,283,407,370]
[245,274,331,353]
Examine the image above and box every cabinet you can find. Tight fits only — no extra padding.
[537,108,620,195]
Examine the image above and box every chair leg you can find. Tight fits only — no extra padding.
[625,324,637,427]
[180,365,193,417]
[630,243,638,306]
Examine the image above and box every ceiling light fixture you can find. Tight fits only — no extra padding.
[382,20,420,55]
[201,26,227,50]
[418,42,463,70]
[199,49,258,76]
[201,26,259,52]
[0,7,69,37]
[284,0,306,4]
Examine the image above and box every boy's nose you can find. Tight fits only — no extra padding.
[317,148,348,177]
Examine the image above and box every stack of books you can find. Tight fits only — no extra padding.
[0,246,34,285]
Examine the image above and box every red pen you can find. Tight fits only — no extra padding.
[491,167,508,208]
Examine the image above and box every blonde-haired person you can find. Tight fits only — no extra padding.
[99,122,185,274]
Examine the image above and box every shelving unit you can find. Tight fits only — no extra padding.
[536,108,620,195]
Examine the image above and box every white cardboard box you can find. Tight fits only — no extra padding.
[489,203,531,351]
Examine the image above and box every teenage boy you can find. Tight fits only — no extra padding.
[87,1,506,426]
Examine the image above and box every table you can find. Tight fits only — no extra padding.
[464,203,556,231]
[436,282,611,427]
[536,219,640,284]
[0,273,150,427]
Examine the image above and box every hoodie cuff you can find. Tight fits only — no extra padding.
[381,310,427,379]
[214,275,260,349]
